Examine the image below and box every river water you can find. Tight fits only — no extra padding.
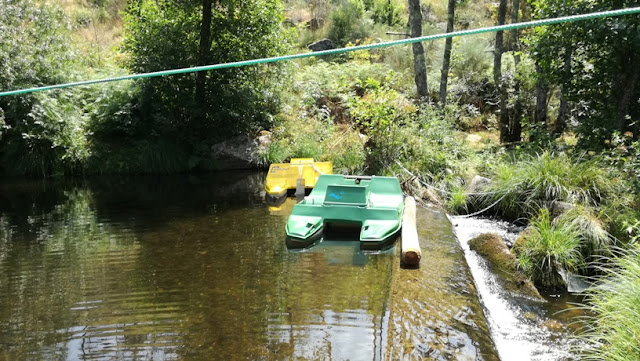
[0,172,579,360]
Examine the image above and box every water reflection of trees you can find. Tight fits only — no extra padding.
[0,173,396,360]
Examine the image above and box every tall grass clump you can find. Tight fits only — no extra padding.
[484,151,617,220]
[581,247,640,361]
[446,185,468,215]
[514,208,583,290]
[563,205,613,259]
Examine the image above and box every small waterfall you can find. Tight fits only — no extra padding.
[449,216,580,361]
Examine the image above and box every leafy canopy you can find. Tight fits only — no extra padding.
[122,0,292,140]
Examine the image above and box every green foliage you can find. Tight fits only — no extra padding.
[89,80,143,139]
[530,0,640,145]
[451,36,493,80]
[581,247,640,361]
[446,35,495,113]
[0,0,86,176]
[122,0,292,140]
[624,220,640,244]
[348,87,413,172]
[562,205,612,258]
[349,87,413,136]
[292,60,405,120]
[359,102,471,180]
[485,151,617,219]
[605,136,640,192]
[446,185,468,215]
[87,138,191,174]
[326,130,367,174]
[515,208,582,288]
[328,0,371,46]
[371,0,403,26]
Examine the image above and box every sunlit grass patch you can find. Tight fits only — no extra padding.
[484,151,618,220]
[581,247,640,361]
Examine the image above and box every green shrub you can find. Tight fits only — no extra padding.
[581,247,640,361]
[122,0,291,141]
[326,127,367,174]
[562,205,612,258]
[261,140,291,165]
[88,138,190,174]
[371,0,403,26]
[0,0,82,176]
[328,0,371,46]
[1,90,93,177]
[446,185,468,214]
[484,151,617,219]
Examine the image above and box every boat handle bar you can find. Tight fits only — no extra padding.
[343,175,373,180]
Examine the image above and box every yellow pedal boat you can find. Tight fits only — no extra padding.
[265,158,332,204]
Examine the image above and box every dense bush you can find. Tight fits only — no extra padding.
[327,0,372,46]
[371,0,404,26]
[483,151,617,220]
[0,0,88,176]
[122,0,292,141]
[531,0,640,146]
[514,205,613,288]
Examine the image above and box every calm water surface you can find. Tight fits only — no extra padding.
[0,173,393,360]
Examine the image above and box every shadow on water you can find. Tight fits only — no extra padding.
[0,172,395,360]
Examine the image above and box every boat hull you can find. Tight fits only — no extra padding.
[285,175,404,250]
[265,158,332,197]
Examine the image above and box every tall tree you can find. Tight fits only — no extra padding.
[408,0,428,99]
[123,0,290,140]
[506,0,522,142]
[195,0,213,115]
[534,62,549,130]
[439,0,455,106]
[531,0,640,146]
[554,49,571,135]
[494,0,508,142]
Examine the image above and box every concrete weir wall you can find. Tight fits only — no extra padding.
[385,206,499,360]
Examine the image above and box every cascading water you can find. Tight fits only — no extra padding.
[449,215,583,361]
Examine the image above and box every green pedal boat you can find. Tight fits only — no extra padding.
[285,174,404,250]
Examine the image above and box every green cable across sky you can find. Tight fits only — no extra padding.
[1,7,640,98]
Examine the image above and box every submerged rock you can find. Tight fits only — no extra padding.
[469,233,544,301]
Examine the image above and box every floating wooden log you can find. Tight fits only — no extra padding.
[401,196,421,267]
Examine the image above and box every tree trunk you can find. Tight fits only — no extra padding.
[615,52,640,133]
[555,48,571,135]
[495,0,508,142]
[439,0,455,106]
[534,63,548,128]
[408,0,428,99]
[195,0,213,111]
[507,0,522,142]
